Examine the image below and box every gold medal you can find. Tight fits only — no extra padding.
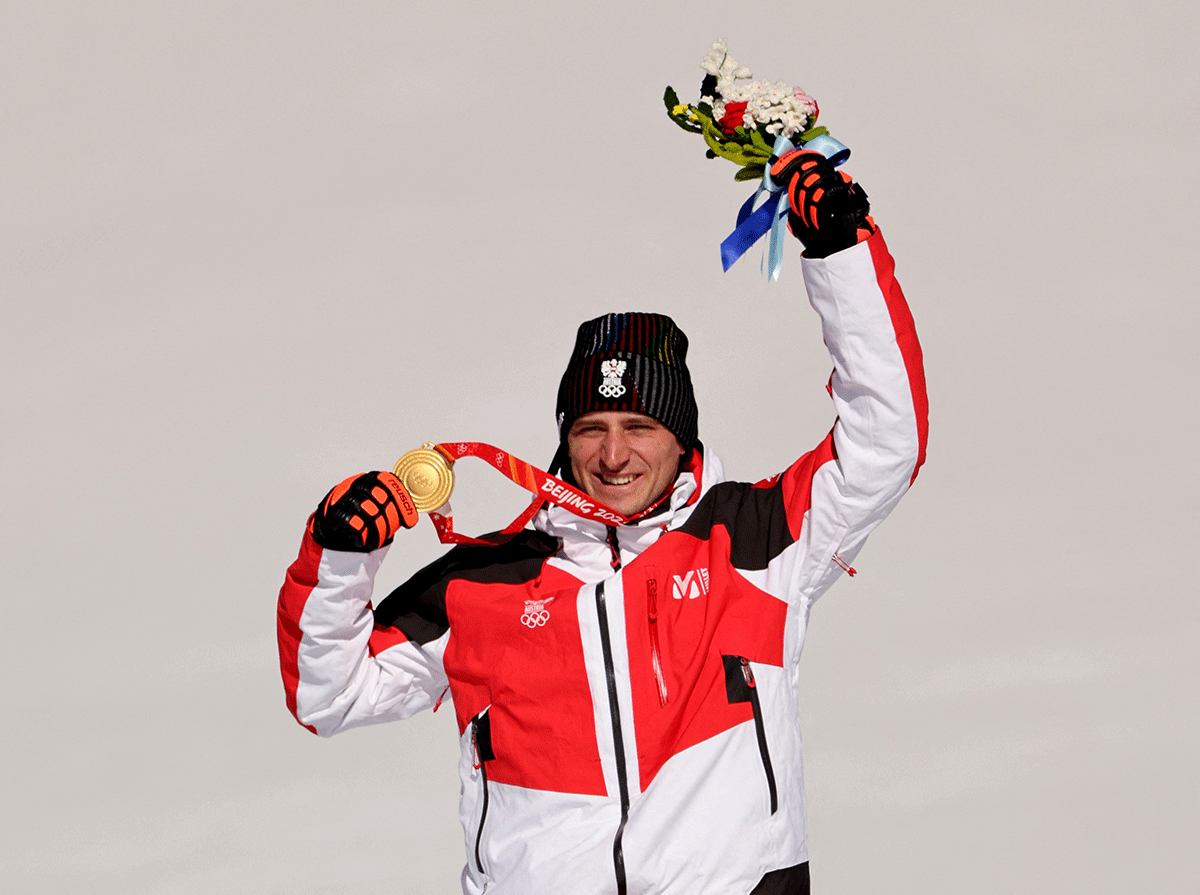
[392,443,455,512]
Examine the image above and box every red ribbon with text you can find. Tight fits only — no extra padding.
[426,442,631,545]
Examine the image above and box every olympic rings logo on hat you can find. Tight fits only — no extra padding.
[598,359,627,399]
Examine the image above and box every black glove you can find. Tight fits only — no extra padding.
[309,471,418,552]
[769,149,876,258]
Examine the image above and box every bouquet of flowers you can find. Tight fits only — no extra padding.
[666,41,849,278]
[664,40,831,182]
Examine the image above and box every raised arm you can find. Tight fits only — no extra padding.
[770,150,929,602]
[277,471,450,735]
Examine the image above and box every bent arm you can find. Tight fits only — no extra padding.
[277,525,449,736]
[785,228,928,602]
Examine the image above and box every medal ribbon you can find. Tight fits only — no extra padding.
[426,441,631,545]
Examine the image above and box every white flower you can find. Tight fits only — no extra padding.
[702,39,753,86]
[695,41,817,139]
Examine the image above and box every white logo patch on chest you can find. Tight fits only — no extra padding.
[521,597,554,628]
[671,567,710,600]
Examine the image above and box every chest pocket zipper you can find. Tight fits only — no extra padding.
[722,655,778,814]
[471,710,496,873]
[647,577,669,706]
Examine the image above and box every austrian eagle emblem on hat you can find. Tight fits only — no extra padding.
[598,359,627,398]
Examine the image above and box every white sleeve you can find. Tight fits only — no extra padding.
[792,229,928,603]
[277,530,450,736]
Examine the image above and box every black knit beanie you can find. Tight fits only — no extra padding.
[555,312,699,452]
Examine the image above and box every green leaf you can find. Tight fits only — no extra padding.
[797,125,828,144]
[750,128,774,154]
[701,121,728,155]
[708,139,755,167]
[734,165,765,182]
[664,86,680,112]
[667,113,702,134]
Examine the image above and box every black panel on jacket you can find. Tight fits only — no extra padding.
[674,479,795,571]
[374,530,561,644]
[749,861,810,895]
[722,654,755,703]
[472,710,495,762]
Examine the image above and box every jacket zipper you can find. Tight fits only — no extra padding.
[724,655,778,814]
[646,578,668,706]
[471,711,495,874]
[606,524,621,569]
[597,532,630,895]
[741,658,778,814]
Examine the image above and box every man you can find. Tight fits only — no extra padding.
[277,149,928,895]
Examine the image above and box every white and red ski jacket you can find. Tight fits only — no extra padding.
[278,231,928,895]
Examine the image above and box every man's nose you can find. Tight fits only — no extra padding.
[599,431,631,469]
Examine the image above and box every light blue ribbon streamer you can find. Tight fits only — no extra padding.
[795,133,851,166]
[719,132,851,281]
[763,135,796,281]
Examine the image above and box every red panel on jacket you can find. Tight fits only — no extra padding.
[623,528,788,792]
[442,564,607,796]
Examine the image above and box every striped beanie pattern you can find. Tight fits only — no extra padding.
[556,312,699,449]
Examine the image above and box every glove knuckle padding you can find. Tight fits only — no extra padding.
[310,471,414,552]
[775,153,874,259]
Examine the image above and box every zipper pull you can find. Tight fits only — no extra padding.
[606,525,621,569]
[740,657,756,688]
[471,722,480,770]
[832,551,857,577]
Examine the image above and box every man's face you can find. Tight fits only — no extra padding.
[567,411,686,517]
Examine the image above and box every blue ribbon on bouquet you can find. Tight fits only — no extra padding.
[719,133,850,281]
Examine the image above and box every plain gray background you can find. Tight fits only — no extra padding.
[3,2,1196,892]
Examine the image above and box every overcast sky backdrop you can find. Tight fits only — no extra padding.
[3,2,1197,893]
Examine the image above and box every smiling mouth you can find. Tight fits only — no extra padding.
[598,474,638,486]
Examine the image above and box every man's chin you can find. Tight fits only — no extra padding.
[585,482,648,517]
[596,494,641,516]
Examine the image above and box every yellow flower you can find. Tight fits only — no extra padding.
[672,103,692,118]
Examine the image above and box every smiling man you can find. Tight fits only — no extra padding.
[551,311,698,522]
[566,411,685,517]
[278,150,928,895]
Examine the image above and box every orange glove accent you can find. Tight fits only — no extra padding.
[769,149,875,258]
[309,471,418,552]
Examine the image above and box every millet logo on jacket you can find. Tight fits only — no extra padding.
[671,568,709,600]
